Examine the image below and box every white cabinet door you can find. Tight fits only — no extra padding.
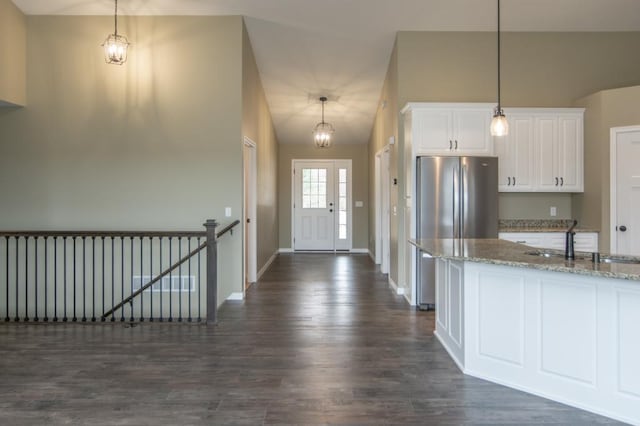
[498,232,546,248]
[534,113,583,192]
[452,109,493,155]
[415,109,453,153]
[557,115,583,191]
[496,114,535,192]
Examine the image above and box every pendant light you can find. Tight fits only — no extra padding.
[312,96,335,148]
[490,0,508,137]
[102,0,129,65]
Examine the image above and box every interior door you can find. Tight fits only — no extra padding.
[615,130,640,255]
[293,161,335,250]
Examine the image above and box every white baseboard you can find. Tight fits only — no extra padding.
[368,250,375,262]
[226,292,244,301]
[278,248,293,253]
[403,292,412,305]
[388,277,405,295]
[257,250,278,280]
[350,248,369,253]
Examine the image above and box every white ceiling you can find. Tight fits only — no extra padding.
[12,0,640,145]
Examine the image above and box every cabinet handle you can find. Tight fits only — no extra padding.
[516,240,526,244]
[560,177,564,186]
[555,177,559,186]
[454,140,458,150]
[513,176,516,185]
[449,140,452,150]
[507,177,511,186]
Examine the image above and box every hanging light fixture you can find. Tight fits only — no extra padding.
[490,0,508,137]
[312,96,335,148]
[102,0,129,65]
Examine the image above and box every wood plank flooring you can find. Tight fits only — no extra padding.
[0,253,623,425]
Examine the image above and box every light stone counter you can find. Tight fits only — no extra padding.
[410,238,640,281]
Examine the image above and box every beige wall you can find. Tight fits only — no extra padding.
[278,144,369,250]
[0,15,246,305]
[370,31,640,294]
[241,21,279,274]
[0,0,26,106]
[573,85,640,251]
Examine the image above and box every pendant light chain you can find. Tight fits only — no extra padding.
[114,0,118,36]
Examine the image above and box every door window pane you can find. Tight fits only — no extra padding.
[302,168,328,209]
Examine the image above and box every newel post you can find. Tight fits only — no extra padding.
[204,219,219,325]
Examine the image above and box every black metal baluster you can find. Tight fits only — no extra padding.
[111,237,115,322]
[72,236,77,322]
[4,236,9,322]
[24,237,29,321]
[91,236,96,322]
[139,236,144,322]
[178,237,182,322]
[54,237,58,322]
[120,237,124,322]
[82,237,87,322]
[63,237,67,322]
[168,237,173,322]
[34,237,39,322]
[159,239,163,322]
[149,237,153,322]
[44,237,48,322]
[14,237,19,322]
[24,236,29,322]
[197,237,201,322]
[188,238,192,322]
[129,237,134,322]
[101,237,105,322]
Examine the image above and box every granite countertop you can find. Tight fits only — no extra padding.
[498,219,599,233]
[409,238,640,281]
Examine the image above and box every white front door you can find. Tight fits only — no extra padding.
[293,160,352,251]
[613,128,640,255]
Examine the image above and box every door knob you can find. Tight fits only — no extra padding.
[619,225,627,232]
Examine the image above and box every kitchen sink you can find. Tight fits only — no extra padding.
[525,250,568,258]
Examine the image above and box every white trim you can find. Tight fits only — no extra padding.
[388,276,405,296]
[350,248,369,253]
[278,248,294,253]
[609,125,640,254]
[403,292,412,305]
[368,250,375,262]
[374,152,382,264]
[226,292,244,301]
[243,137,258,290]
[434,331,466,371]
[257,250,278,281]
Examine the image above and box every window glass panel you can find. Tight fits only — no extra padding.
[339,168,347,183]
[301,167,327,209]
[339,197,346,210]
[339,183,346,197]
[339,225,347,240]
[339,211,347,225]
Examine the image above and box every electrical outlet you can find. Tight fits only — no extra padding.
[550,206,557,217]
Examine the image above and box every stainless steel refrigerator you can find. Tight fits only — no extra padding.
[416,156,498,310]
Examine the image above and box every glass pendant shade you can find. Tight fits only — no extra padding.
[312,97,334,148]
[102,34,129,65]
[313,122,335,148]
[102,0,129,65]
[490,109,509,137]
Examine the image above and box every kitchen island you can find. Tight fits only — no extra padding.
[410,238,640,425]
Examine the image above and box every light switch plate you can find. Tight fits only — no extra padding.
[225,207,232,217]
[355,201,363,207]
[550,206,557,217]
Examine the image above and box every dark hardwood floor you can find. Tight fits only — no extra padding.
[0,253,623,425]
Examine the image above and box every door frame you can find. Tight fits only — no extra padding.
[609,125,640,253]
[375,147,391,273]
[243,137,257,288]
[291,159,353,251]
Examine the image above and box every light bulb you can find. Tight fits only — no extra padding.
[490,110,509,137]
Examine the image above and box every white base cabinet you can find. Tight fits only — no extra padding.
[499,232,598,252]
[434,259,465,368]
[435,261,640,425]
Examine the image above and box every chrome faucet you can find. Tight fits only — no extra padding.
[565,219,578,260]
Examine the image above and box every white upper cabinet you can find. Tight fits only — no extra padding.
[494,114,535,191]
[403,103,494,156]
[499,108,584,193]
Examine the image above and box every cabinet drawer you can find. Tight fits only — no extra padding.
[499,232,546,248]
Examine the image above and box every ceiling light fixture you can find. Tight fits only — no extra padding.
[312,96,334,148]
[490,0,508,137]
[102,0,129,65]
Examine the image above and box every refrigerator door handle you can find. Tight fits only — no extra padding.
[452,166,458,238]
[461,164,466,238]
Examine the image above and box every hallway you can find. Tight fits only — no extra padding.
[0,253,620,425]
